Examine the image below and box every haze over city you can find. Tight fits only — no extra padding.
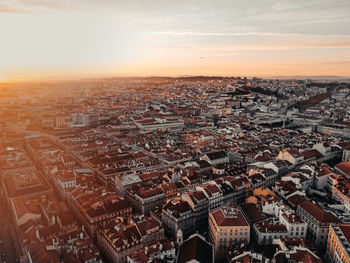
[1,0,350,82]
[2,1,350,263]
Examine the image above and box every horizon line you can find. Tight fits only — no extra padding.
[2,74,350,85]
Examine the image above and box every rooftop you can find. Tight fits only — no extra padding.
[211,203,249,227]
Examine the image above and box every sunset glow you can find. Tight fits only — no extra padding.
[1,2,350,262]
[1,0,350,81]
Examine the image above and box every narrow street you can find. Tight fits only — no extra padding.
[0,195,21,263]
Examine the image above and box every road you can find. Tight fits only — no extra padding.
[0,195,21,263]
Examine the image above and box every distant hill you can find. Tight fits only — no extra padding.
[267,76,350,81]
[103,76,230,82]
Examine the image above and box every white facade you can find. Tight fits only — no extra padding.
[58,176,76,190]
[313,143,331,156]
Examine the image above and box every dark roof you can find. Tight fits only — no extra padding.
[196,160,212,169]
[206,151,227,160]
[273,160,288,168]
[287,194,307,209]
[338,225,350,245]
[58,211,76,226]
[298,201,341,224]
[302,149,323,160]
[336,161,350,176]
[239,203,267,225]
[4,176,50,198]
[275,249,322,263]
[177,234,213,263]
[230,243,280,261]
[163,200,192,218]
[211,204,249,227]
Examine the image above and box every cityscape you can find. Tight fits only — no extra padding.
[1,1,350,263]
[0,77,350,263]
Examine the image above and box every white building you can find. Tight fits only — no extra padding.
[296,201,341,247]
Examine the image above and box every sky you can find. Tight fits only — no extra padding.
[0,0,350,82]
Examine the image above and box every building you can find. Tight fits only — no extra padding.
[313,142,332,156]
[254,219,288,243]
[279,210,307,239]
[296,201,341,247]
[201,151,229,166]
[277,149,304,165]
[264,160,289,176]
[181,190,209,231]
[197,183,223,210]
[127,238,176,263]
[97,217,164,263]
[114,173,142,196]
[11,196,42,226]
[274,247,322,263]
[209,204,250,257]
[342,146,350,162]
[335,161,350,178]
[326,224,350,263]
[176,234,214,263]
[162,200,195,238]
[67,188,132,238]
[0,148,35,177]
[332,175,350,212]
[56,171,76,192]
[126,187,165,216]
[3,169,53,204]
[313,164,334,190]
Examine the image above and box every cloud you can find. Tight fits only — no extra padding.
[0,1,71,13]
[195,44,350,52]
[271,1,295,11]
[0,0,349,80]
[149,31,303,37]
